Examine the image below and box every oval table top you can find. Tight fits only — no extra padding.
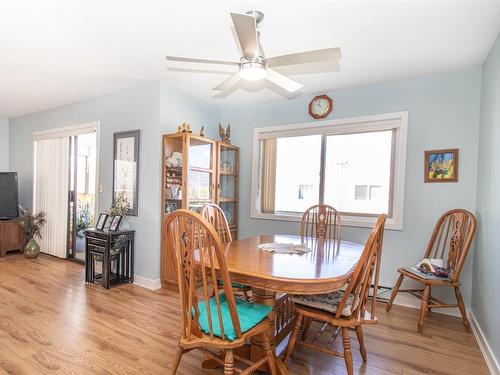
[220,234,365,295]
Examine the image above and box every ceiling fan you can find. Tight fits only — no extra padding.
[166,10,341,94]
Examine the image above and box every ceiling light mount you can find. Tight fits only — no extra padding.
[239,61,267,81]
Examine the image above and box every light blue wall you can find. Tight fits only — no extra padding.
[0,116,9,171]
[9,82,221,280]
[160,82,220,139]
[473,33,500,363]
[221,68,481,306]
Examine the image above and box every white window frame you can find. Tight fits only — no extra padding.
[250,112,408,230]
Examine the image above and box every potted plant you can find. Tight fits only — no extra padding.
[107,192,130,230]
[19,208,46,259]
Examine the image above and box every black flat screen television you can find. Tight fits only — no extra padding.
[0,172,19,219]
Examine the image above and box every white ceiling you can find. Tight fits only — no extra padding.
[1,0,499,118]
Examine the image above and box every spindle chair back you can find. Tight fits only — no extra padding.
[301,204,341,244]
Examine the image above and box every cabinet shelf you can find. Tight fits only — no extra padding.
[166,167,183,173]
[219,198,237,202]
[188,166,214,174]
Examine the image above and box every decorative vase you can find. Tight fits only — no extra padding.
[119,218,130,230]
[24,238,40,259]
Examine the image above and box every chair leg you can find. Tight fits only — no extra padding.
[427,286,432,312]
[242,289,250,302]
[355,325,367,363]
[341,327,353,375]
[170,346,183,375]
[455,286,471,333]
[301,317,312,341]
[386,273,404,312]
[418,285,431,333]
[262,331,277,375]
[224,349,234,375]
[283,312,304,363]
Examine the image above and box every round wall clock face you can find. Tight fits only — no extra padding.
[309,95,333,119]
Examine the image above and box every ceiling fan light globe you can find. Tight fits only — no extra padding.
[239,65,267,81]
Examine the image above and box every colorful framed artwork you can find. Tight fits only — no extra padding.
[424,148,459,183]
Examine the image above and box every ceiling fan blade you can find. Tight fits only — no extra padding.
[213,73,241,91]
[266,69,303,93]
[166,56,239,66]
[265,47,341,68]
[230,12,259,60]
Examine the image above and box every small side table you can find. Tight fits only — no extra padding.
[84,228,135,289]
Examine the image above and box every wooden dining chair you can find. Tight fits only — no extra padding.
[284,214,386,375]
[386,209,476,333]
[300,204,342,339]
[301,204,341,242]
[165,209,278,375]
[201,203,252,302]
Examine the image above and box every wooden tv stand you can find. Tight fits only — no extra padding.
[0,219,25,257]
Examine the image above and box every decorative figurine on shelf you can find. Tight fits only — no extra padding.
[177,123,192,133]
[218,123,231,144]
[199,126,205,137]
[166,151,183,168]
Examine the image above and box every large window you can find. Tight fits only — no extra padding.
[252,112,407,230]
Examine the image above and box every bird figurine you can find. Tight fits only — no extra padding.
[199,126,205,137]
[218,123,231,144]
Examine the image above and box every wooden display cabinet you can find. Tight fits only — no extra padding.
[161,132,239,289]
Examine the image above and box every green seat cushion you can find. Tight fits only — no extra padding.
[196,293,272,341]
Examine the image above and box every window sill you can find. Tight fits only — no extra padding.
[250,211,403,231]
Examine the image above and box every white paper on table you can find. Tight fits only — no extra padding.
[257,242,311,254]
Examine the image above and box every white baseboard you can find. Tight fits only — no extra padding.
[134,275,162,290]
[469,310,500,375]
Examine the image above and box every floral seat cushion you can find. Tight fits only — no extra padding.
[217,278,250,290]
[291,291,355,317]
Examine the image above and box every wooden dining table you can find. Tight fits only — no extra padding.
[201,234,365,375]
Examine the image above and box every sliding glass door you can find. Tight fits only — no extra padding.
[68,132,97,262]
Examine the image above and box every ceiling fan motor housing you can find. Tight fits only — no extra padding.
[246,10,264,26]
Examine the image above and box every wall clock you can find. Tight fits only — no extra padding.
[309,94,333,119]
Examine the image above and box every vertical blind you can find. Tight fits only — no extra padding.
[33,137,69,258]
[260,138,277,214]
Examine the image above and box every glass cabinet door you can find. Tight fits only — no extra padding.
[187,137,215,213]
[188,170,213,213]
[219,201,237,227]
[218,145,238,175]
[189,138,214,169]
[217,144,238,229]
[164,136,183,214]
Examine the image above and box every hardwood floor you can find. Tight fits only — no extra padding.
[0,254,489,375]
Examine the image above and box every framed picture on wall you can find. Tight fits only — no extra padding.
[113,130,140,216]
[424,148,459,183]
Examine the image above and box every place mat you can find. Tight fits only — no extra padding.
[257,242,311,254]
